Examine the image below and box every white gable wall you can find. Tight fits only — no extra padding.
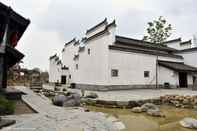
[176,50,197,67]
[49,59,62,83]
[74,33,110,85]
[62,41,79,83]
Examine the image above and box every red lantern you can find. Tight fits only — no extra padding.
[10,32,19,47]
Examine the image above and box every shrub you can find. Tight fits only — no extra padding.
[0,95,15,115]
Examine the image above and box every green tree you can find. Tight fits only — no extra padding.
[143,16,172,44]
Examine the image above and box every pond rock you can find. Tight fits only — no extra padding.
[141,103,159,112]
[64,93,81,107]
[180,117,197,129]
[131,107,143,113]
[52,94,66,106]
[147,109,165,117]
[85,92,98,99]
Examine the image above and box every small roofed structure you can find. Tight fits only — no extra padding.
[0,2,30,93]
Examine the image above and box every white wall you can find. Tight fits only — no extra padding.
[166,41,191,50]
[158,66,179,86]
[62,41,79,83]
[49,58,62,83]
[176,50,197,67]
[74,33,110,85]
[108,50,157,85]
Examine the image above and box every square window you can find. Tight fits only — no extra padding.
[144,71,150,78]
[111,69,118,77]
[88,48,90,55]
[76,64,78,70]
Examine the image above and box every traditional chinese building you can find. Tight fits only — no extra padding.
[0,2,30,93]
[49,18,197,91]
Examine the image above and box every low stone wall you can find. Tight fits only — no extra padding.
[81,98,161,108]
[82,95,197,109]
[75,84,189,91]
[75,84,161,91]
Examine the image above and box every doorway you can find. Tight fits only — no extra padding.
[61,75,66,84]
[179,72,188,88]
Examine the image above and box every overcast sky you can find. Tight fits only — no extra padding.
[1,0,197,71]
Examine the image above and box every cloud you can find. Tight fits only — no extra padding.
[1,0,197,70]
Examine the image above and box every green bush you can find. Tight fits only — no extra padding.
[0,95,15,115]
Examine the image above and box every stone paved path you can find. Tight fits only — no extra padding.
[2,86,119,131]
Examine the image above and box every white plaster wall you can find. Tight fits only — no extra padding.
[158,56,183,62]
[176,51,197,67]
[187,74,194,85]
[108,50,157,85]
[158,66,179,86]
[49,59,62,83]
[74,33,110,85]
[166,41,181,49]
[62,42,79,83]
[179,44,191,50]
[166,41,191,50]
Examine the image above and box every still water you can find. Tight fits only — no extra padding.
[86,105,197,131]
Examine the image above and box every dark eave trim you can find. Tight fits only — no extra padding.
[162,38,182,44]
[65,38,76,46]
[158,61,197,72]
[180,40,192,45]
[85,28,109,42]
[115,35,177,52]
[73,40,80,46]
[109,45,183,59]
[49,54,57,60]
[86,18,107,34]
[175,47,197,53]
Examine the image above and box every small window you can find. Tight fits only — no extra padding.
[144,71,150,78]
[69,75,71,79]
[88,48,90,55]
[76,64,78,70]
[111,69,118,77]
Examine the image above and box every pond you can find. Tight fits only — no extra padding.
[86,105,197,131]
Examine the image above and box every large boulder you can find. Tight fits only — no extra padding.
[131,107,143,113]
[63,93,81,107]
[52,95,66,106]
[180,118,197,129]
[85,92,98,99]
[141,103,159,112]
[147,109,165,117]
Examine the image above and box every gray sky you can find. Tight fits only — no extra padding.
[2,0,197,71]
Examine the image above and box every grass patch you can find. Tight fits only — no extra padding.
[0,95,16,115]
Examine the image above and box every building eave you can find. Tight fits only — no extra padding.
[109,45,183,59]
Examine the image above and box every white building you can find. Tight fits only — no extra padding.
[49,18,197,91]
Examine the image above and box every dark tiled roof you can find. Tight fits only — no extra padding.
[73,40,80,46]
[175,47,197,53]
[115,35,177,52]
[158,60,197,72]
[0,2,30,42]
[180,40,192,45]
[65,38,76,46]
[49,54,57,60]
[62,66,69,70]
[162,38,181,44]
[85,21,116,43]
[86,18,107,34]
[109,45,183,59]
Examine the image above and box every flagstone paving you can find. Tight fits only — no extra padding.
[1,86,119,131]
